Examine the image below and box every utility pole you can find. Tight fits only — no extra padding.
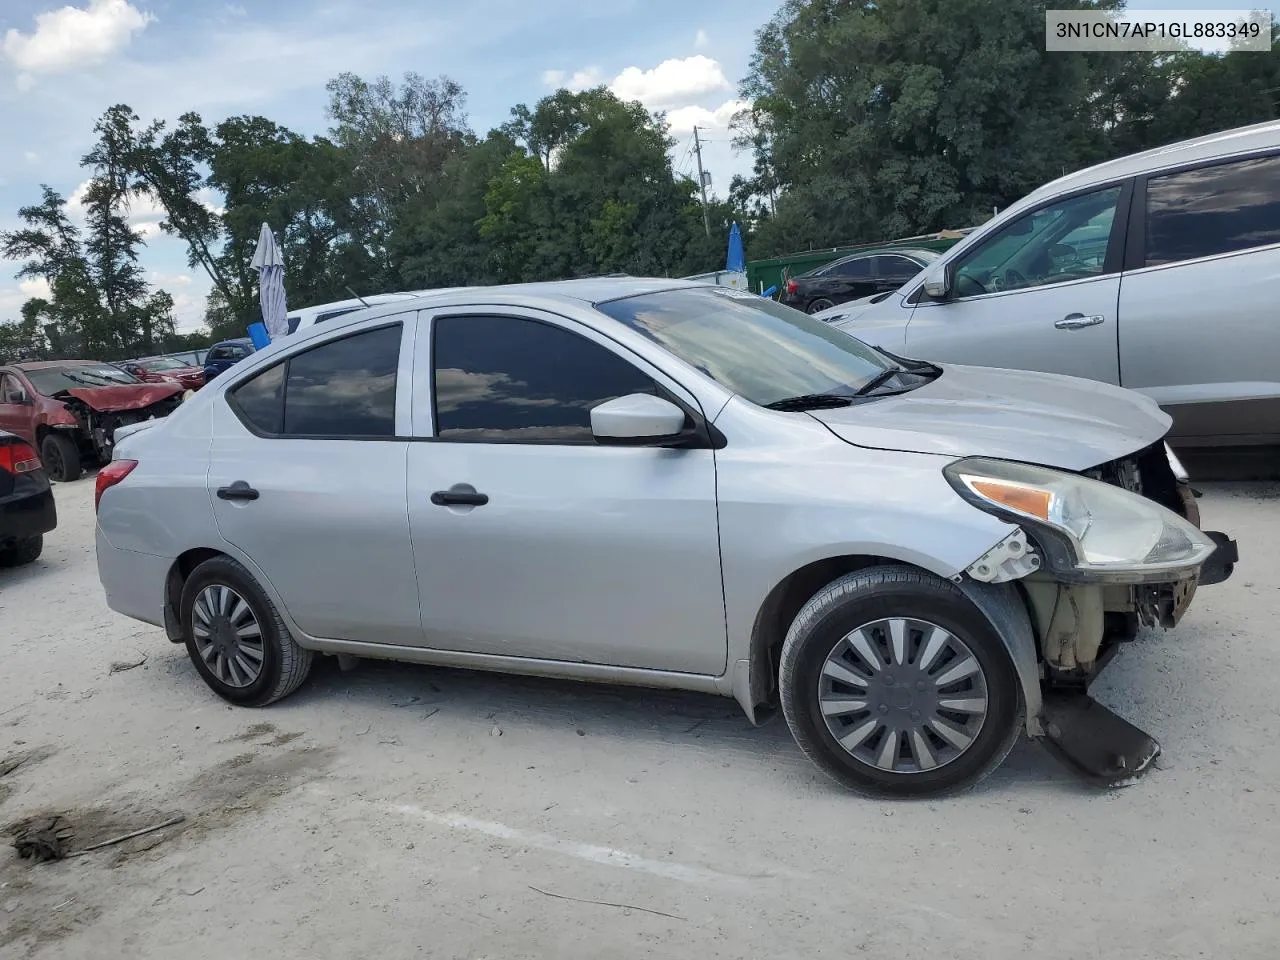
[692,125,710,236]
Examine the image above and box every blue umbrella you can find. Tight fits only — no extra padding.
[249,222,288,341]
[726,221,745,273]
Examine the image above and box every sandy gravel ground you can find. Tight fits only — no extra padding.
[1,478,1278,959]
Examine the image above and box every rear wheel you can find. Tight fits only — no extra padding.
[779,565,1023,797]
[40,434,81,483]
[0,535,43,567]
[180,555,312,706]
[806,298,835,314]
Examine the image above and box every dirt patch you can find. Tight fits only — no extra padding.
[184,745,333,838]
[268,731,303,747]
[223,721,277,743]
[0,899,103,959]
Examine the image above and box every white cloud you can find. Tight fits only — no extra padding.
[542,66,604,92]
[23,151,39,163]
[2,0,154,80]
[20,277,53,300]
[695,29,709,49]
[666,98,748,133]
[609,55,730,109]
[149,271,192,287]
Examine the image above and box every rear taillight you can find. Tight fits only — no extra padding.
[95,459,138,512]
[785,279,797,295]
[0,440,42,475]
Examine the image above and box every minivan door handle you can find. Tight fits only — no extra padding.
[1055,313,1105,330]
[216,481,259,501]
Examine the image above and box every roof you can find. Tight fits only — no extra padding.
[11,359,101,370]
[399,276,700,310]
[1024,118,1280,206]
[211,337,253,347]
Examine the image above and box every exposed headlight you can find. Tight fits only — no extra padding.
[945,457,1216,582]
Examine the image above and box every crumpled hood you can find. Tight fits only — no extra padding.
[64,383,183,413]
[809,363,1171,471]
[815,293,887,324]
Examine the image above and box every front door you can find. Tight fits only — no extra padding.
[904,184,1128,385]
[406,310,727,675]
[207,322,422,646]
[0,374,33,444]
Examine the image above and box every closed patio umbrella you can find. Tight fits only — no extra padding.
[249,222,288,341]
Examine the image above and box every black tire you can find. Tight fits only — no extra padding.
[779,565,1023,798]
[0,535,43,567]
[806,298,836,314]
[40,433,82,483]
[180,555,313,706]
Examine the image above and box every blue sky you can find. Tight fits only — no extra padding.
[0,0,1264,332]
[0,0,777,330]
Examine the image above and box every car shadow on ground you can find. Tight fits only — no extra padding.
[255,653,1085,798]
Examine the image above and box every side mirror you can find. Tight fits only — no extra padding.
[5,388,30,405]
[591,393,688,445]
[922,262,955,301]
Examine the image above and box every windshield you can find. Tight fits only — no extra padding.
[140,357,186,371]
[596,287,897,407]
[26,364,140,395]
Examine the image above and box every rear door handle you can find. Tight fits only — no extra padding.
[431,485,489,507]
[1055,313,1105,330]
[216,481,259,501]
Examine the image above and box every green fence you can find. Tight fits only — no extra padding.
[745,229,976,295]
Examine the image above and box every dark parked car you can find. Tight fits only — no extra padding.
[0,361,184,482]
[781,248,940,314]
[203,338,255,382]
[0,428,56,567]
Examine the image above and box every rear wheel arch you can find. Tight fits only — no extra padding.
[165,548,228,642]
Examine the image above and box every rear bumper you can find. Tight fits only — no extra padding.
[96,529,170,628]
[0,486,57,546]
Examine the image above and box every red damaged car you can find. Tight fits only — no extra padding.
[0,361,184,482]
[119,356,206,391]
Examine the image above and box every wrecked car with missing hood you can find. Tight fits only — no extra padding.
[0,361,184,482]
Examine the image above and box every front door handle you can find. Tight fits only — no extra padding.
[431,484,489,507]
[216,481,259,501]
[1055,313,1105,330]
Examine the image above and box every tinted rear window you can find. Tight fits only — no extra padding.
[1146,154,1280,266]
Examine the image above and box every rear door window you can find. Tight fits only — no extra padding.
[229,325,401,437]
[1144,154,1280,266]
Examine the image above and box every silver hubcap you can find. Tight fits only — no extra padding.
[818,617,989,774]
[192,584,265,688]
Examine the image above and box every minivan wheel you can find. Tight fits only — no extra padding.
[779,565,1022,798]
[806,298,835,314]
[40,433,81,483]
[180,556,313,706]
[0,535,43,567]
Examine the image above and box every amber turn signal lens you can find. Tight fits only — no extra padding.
[969,479,1053,520]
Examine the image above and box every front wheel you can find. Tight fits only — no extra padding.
[40,434,81,483]
[779,565,1022,797]
[180,555,313,706]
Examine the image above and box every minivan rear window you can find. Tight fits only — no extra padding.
[1145,154,1280,266]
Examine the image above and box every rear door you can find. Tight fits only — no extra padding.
[904,184,1129,384]
[208,320,422,645]
[1118,153,1280,445]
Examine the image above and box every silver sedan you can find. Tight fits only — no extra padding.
[95,279,1234,797]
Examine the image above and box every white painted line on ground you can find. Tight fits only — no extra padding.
[389,803,751,885]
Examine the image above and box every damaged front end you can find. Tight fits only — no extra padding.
[57,384,184,462]
[948,445,1237,787]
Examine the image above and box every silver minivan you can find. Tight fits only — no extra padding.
[820,120,1280,448]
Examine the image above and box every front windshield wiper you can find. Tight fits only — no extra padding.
[851,368,907,397]
[764,393,856,411]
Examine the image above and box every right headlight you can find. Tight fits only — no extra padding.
[944,457,1216,582]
